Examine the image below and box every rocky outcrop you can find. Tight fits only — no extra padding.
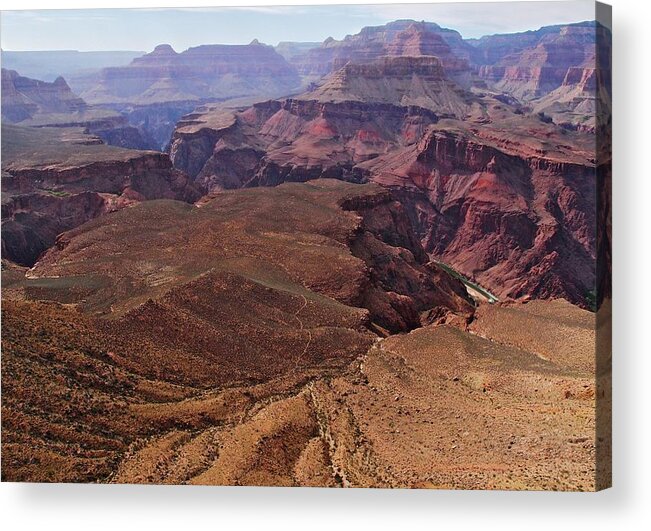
[1,68,86,122]
[476,22,609,101]
[2,125,199,266]
[470,20,611,134]
[304,56,473,117]
[292,20,474,85]
[531,28,611,132]
[168,79,598,307]
[383,23,472,83]
[531,67,603,132]
[339,189,473,330]
[468,21,584,65]
[167,55,481,192]
[169,98,440,192]
[78,42,302,105]
[3,152,197,198]
[1,69,157,150]
[359,126,597,307]
[27,180,473,332]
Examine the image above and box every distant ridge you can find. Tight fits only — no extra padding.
[0,49,144,82]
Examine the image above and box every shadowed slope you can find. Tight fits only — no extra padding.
[28,180,473,331]
[2,180,477,483]
[1,296,597,488]
[1,124,198,267]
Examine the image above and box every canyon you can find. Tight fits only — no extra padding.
[286,20,475,83]
[1,68,157,149]
[168,48,601,308]
[2,181,602,489]
[74,42,302,105]
[1,124,198,266]
[1,15,611,489]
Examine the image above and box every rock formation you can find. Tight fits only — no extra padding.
[360,122,597,306]
[1,69,156,149]
[169,97,437,192]
[27,180,473,331]
[1,124,199,266]
[476,22,608,101]
[78,42,302,105]
[1,68,86,122]
[289,20,475,86]
[303,56,473,117]
[468,21,583,65]
[168,61,598,307]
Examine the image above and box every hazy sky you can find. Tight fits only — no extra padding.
[1,2,597,52]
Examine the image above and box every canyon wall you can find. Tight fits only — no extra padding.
[2,125,199,266]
